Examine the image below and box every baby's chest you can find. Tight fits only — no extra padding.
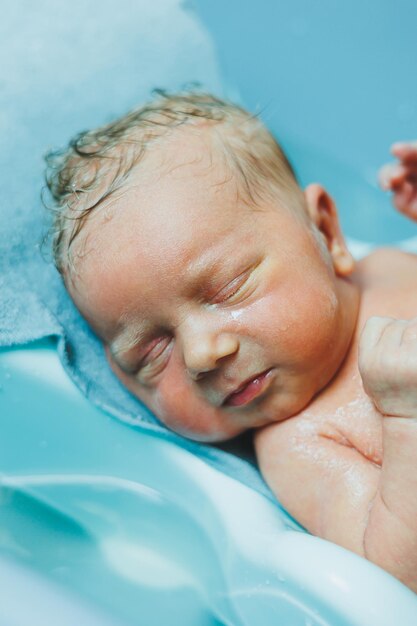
[303,369,383,465]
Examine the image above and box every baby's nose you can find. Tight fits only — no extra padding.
[183,333,239,381]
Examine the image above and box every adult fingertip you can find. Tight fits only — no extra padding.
[390,143,407,159]
[391,140,417,157]
[378,165,392,190]
[391,141,407,152]
[379,177,390,191]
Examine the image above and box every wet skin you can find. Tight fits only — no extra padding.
[67,130,358,441]
[64,130,417,591]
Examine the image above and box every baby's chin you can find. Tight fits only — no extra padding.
[159,417,246,444]
[156,406,282,443]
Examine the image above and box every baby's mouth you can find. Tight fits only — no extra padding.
[222,369,274,407]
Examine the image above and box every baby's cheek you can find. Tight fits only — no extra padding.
[152,376,191,427]
[151,373,211,437]
[103,351,200,433]
[153,374,239,442]
[272,286,336,358]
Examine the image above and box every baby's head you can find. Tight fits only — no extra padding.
[45,91,358,442]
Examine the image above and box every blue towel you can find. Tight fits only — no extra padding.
[0,0,272,500]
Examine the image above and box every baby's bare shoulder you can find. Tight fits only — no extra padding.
[359,247,417,278]
[254,406,381,547]
[355,247,417,316]
[254,392,382,469]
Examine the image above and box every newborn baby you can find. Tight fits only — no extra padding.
[45,92,417,592]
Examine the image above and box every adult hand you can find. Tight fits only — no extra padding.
[379,141,417,221]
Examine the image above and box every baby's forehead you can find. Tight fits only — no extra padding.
[67,160,260,336]
[134,122,233,184]
[70,140,252,265]
[64,119,300,291]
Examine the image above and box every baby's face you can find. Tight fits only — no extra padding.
[68,133,356,441]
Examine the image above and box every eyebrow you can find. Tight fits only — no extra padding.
[184,251,222,283]
[183,250,248,296]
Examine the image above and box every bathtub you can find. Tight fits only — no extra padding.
[1,339,416,626]
[2,1,417,623]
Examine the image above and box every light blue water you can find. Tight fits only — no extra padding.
[192,0,417,243]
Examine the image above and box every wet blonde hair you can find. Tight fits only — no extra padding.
[44,90,302,273]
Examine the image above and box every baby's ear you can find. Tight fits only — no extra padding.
[304,183,355,276]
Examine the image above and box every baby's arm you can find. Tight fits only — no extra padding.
[255,319,417,591]
[379,141,417,220]
[358,316,417,588]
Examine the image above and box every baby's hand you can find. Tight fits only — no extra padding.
[359,315,417,418]
[379,141,417,221]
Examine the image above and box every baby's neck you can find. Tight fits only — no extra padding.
[318,272,361,394]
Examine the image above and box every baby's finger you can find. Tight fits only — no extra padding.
[359,317,406,398]
[378,162,407,190]
[359,316,396,353]
[399,316,417,345]
[391,141,417,164]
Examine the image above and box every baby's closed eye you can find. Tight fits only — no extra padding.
[209,263,261,306]
[210,270,251,303]
[110,334,172,379]
[133,335,173,380]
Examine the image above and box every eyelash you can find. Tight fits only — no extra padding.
[211,269,252,304]
[136,336,172,378]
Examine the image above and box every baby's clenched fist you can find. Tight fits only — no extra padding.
[359,315,417,418]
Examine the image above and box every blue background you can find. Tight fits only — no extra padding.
[193,0,417,242]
